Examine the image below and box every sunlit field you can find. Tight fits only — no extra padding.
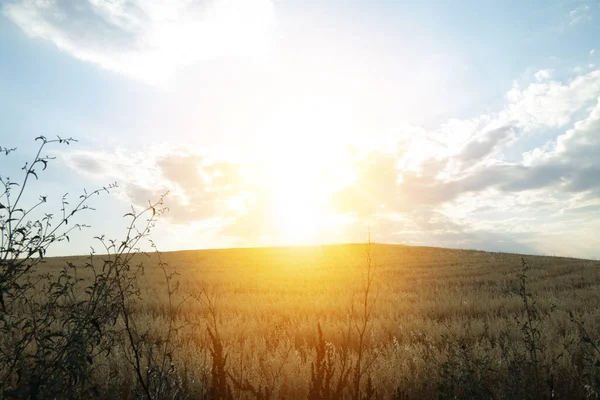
[3,0,600,398]
[41,244,600,399]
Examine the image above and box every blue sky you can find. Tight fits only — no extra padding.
[1,0,600,258]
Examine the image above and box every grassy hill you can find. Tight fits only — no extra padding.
[36,243,600,398]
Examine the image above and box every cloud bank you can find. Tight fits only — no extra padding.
[62,68,600,257]
[3,0,276,84]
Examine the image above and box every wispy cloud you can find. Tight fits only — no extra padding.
[569,4,591,26]
[569,4,592,26]
[3,0,277,85]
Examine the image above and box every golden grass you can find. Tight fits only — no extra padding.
[41,244,600,398]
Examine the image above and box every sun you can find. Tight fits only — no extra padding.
[257,141,352,246]
[257,146,356,245]
[271,182,327,244]
[262,153,329,244]
[252,97,359,245]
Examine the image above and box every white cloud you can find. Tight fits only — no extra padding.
[534,69,552,82]
[569,5,591,26]
[325,68,600,257]
[62,147,251,224]
[591,49,596,56]
[503,70,600,130]
[3,0,277,85]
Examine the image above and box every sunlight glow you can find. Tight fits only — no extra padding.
[272,190,325,244]
[256,98,358,244]
[264,152,330,244]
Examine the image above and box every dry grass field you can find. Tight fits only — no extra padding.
[41,244,600,399]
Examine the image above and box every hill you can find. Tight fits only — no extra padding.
[36,243,600,398]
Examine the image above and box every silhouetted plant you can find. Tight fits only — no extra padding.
[309,237,378,400]
[97,202,189,400]
[228,373,273,400]
[362,375,376,400]
[308,323,337,400]
[351,237,379,400]
[570,311,600,396]
[198,287,291,400]
[0,136,119,398]
[515,257,558,398]
[198,290,232,400]
[0,137,180,399]
[431,324,496,400]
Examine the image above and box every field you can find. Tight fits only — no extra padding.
[41,244,600,399]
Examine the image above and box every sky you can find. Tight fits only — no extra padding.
[1,0,600,258]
